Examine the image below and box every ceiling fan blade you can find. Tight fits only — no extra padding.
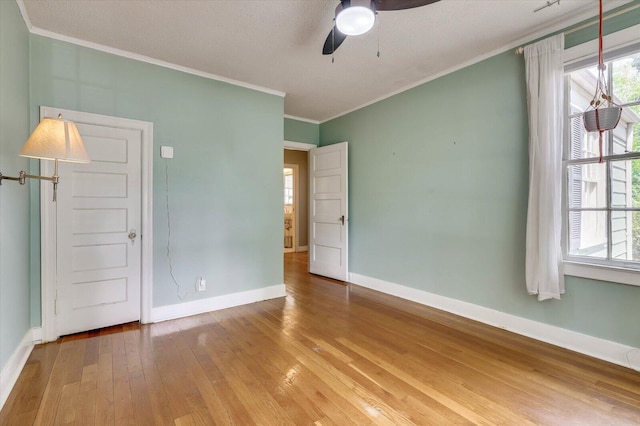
[322,26,348,55]
[376,0,440,11]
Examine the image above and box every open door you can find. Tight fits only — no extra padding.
[309,142,348,281]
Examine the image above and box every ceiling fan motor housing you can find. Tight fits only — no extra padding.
[335,0,376,36]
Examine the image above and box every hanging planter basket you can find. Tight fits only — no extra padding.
[583,106,622,132]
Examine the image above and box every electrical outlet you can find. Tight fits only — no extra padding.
[197,277,206,292]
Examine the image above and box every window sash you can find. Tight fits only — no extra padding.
[565,151,640,166]
[564,56,640,267]
[568,99,640,120]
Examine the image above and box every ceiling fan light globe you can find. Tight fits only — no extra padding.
[336,5,375,36]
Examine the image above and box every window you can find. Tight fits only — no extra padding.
[284,168,293,205]
[565,49,640,268]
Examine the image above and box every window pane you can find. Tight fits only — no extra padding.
[612,52,640,106]
[567,163,607,208]
[611,210,640,262]
[569,116,609,159]
[283,169,293,205]
[612,128,629,155]
[568,210,607,257]
[610,159,640,208]
[570,65,608,110]
[632,121,640,153]
[612,108,640,156]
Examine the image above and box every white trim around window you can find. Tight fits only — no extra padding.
[564,261,640,287]
[564,23,640,68]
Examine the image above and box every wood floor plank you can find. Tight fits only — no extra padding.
[243,306,413,425]
[112,332,136,425]
[235,306,375,425]
[33,340,76,425]
[94,351,115,426]
[150,321,198,422]
[137,343,176,425]
[54,381,80,425]
[177,316,263,425]
[73,387,96,425]
[200,316,298,425]
[187,335,256,424]
[2,252,639,425]
[209,310,329,424]
[73,365,95,426]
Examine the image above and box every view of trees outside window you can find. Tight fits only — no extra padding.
[614,54,640,259]
[567,51,640,264]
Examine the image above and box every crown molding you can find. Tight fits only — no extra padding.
[284,115,320,125]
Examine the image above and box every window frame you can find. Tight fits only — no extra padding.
[562,23,640,287]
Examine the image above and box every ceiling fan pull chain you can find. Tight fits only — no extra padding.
[377,12,380,57]
[332,24,336,63]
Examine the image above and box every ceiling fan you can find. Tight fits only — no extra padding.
[322,0,441,55]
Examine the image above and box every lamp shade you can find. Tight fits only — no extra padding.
[19,117,90,163]
[335,0,375,36]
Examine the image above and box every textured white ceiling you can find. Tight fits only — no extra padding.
[21,0,632,122]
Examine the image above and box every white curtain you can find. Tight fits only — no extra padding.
[524,34,565,301]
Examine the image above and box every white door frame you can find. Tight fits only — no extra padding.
[40,106,154,343]
[284,141,316,152]
[284,140,315,254]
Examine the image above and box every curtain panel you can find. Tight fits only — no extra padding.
[524,34,565,301]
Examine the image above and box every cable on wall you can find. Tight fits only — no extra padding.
[165,158,188,300]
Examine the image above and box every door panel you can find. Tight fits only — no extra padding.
[309,142,348,281]
[55,124,142,336]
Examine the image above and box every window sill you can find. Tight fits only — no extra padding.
[563,261,640,287]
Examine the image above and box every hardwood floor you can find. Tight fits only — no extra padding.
[2,252,639,425]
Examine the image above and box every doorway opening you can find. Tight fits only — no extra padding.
[283,164,297,253]
[283,146,311,254]
[283,141,315,275]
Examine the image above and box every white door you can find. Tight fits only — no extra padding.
[309,142,348,281]
[55,122,142,336]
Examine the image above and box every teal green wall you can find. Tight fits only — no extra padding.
[0,0,31,370]
[29,36,284,310]
[320,8,640,347]
[284,117,319,145]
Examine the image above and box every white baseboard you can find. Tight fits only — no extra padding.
[0,327,40,411]
[32,327,43,344]
[297,246,308,252]
[349,273,640,372]
[151,284,287,323]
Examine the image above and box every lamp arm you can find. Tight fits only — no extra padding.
[0,159,60,201]
[0,173,24,184]
[19,172,59,183]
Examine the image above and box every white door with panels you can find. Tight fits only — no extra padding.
[54,121,143,336]
[309,142,348,281]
